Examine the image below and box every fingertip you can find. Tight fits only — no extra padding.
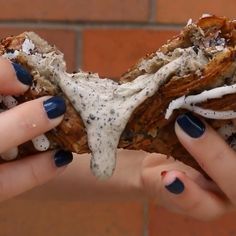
[11,62,33,87]
[43,96,67,120]
[0,96,66,152]
[0,58,32,95]
[175,112,206,140]
[0,150,73,202]
[53,149,73,168]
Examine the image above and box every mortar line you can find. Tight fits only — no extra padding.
[143,200,149,236]
[76,29,83,69]
[0,21,184,30]
[149,0,157,22]
[155,0,159,22]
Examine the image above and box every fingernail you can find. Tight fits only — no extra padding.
[43,96,66,119]
[165,177,185,194]
[12,62,32,86]
[54,149,73,167]
[176,112,205,138]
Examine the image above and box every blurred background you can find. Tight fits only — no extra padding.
[1,0,236,235]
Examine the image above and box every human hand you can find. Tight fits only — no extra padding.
[0,57,73,201]
[141,112,236,220]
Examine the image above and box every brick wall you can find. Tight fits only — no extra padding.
[1,0,236,235]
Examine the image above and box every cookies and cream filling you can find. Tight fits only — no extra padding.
[165,82,236,120]
[19,41,206,179]
[1,29,235,178]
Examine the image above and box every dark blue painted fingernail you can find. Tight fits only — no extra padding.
[43,96,66,119]
[165,178,185,194]
[54,149,73,167]
[12,62,32,86]
[176,112,205,138]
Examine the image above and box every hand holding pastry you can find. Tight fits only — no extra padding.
[0,57,72,202]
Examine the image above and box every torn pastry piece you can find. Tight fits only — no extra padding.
[1,14,236,179]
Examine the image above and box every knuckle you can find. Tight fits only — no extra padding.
[141,153,173,169]
[228,194,236,205]
[140,168,155,196]
[16,102,49,134]
[181,198,202,212]
[198,210,224,221]
[200,148,227,171]
[28,161,44,186]
[0,175,9,201]
[178,196,226,221]
[140,167,162,198]
[211,149,227,162]
[20,118,41,131]
[142,154,163,168]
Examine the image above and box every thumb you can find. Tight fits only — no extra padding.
[140,153,209,203]
[141,153,177,200]
[0,150,73,201]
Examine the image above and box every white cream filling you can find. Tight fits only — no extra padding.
[186,18,193,26]
[22,39,35,54]
[1,147,18,161]
[2,96,18,108]
[32,134,50,151]
[165,84,236,119]
[63,48,207,179]
[2,38,34,60]
[2,51,19,60]
[17,43,207,179]
[6,35,236,179]
[218,123,236,150]
[218,123,236,139]
[201,13,212,18]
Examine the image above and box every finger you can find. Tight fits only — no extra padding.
[0,58,32,95]
[161,170,228,220]
[141,153,215,201]
[0,149,73,202]
[175,112,236,202]
[0,96,66,153]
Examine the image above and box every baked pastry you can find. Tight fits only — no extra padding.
[1,14,236,179]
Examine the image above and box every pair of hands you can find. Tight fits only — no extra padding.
[0,57,235,221]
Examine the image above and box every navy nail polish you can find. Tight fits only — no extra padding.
[43,96,66,119]
[54,149,73,167]
[165,178,185,194]
[12,62,32,86]
[176,112,205,138]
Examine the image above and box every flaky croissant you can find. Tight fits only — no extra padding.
[1,15,236,179]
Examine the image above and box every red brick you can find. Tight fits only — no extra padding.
[0,0,149,22]
[0,197,143,236]
[0,28,77,72]
[149,205,236,236]
[156,0,236,24]
[82,29,178,78]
